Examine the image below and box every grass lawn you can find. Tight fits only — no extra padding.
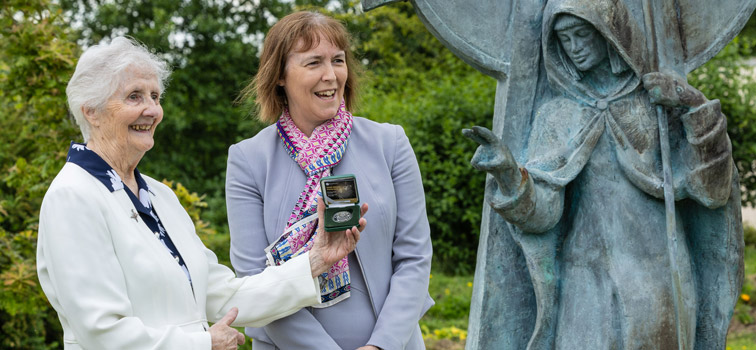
[421,273,472,350]
[423,245,756,350]
[728,333,756,350]
[727,243,756,350]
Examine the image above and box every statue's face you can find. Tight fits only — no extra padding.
[554,15,608,72]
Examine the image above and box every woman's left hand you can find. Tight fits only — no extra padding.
[209,307,246,350]
[309,198,368,277]
[356,346,381,350]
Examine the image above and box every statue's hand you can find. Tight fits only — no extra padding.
[463,126,514,171]
[642,72,706,109]
[463,126,522,195]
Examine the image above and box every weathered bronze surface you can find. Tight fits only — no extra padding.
[363,0,755,349]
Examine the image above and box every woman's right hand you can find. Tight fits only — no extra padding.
[209,307,245,350]
[462,126,522,195]
[309,198,368,277]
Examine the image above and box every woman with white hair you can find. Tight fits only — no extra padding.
[36,36,367,350]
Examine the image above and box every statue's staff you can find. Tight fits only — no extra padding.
[642,0,690,348]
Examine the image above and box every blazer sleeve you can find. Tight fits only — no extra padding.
[367,125,433,350]
[143,169,322,328]
[225,143,342,349]
[37,185,212,350]
[203,246,322,328]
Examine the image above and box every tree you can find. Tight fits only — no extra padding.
[0,0,80,347]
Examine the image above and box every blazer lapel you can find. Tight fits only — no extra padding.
[149,189,202,302]
[271,159,302,242]
[112,189,189,270]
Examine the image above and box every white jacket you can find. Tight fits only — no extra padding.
[37,163,321,349]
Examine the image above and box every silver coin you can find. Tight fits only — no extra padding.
[332,210,353,223]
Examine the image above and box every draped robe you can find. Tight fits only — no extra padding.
[487,0,744,348]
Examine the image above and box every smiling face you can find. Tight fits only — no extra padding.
[279,35,347,135]
[554,15,608,72]
[86,67,163,161]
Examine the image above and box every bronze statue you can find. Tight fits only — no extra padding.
[465,3,740,347]
[362,0,753,348]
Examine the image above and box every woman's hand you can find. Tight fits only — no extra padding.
[209,307,246,350]
[309,198,368,277]
[463,126,522,196]
[357,346,381,350]
[642,72,706,109]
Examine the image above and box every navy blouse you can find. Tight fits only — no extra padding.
[66,142,192,284]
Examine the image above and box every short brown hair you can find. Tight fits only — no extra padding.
[239,11,361,123]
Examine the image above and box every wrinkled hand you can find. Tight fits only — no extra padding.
[462,126,522,195]
[309,198,367,277]
[209,308,245,350]
[642,72,706,109]
[357,346,381,350]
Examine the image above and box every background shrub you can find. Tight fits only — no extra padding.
[3,1,756,348]
[0,1,80,346]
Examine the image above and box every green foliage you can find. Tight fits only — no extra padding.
[343,3,496,274]
[736,297,755,325]
[727,333,756,350]
[420,271,471,349]
[162,179,235,264]
[360,75,494,274]
[0,2,80,233]
[0,229,61,349]
[162,180,216,238]
[734,245,756,332]
[740,12,756,38]
[421,273,473,332]
[745,224,756,247]
[422,325,467,349]
[0,0,81,347]
[688,36,756,207]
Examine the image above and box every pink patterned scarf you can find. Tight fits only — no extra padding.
[265,101,353,307]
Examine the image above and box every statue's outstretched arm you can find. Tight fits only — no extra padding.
[463,126,563,233]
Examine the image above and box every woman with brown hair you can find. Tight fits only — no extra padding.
[226,11,434,350]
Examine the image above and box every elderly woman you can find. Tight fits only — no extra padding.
[226,11,433,350]
[37,36,366,350]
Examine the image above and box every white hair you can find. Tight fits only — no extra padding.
[66,36,171,142]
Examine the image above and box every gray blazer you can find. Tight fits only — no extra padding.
[226,117,434,349]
